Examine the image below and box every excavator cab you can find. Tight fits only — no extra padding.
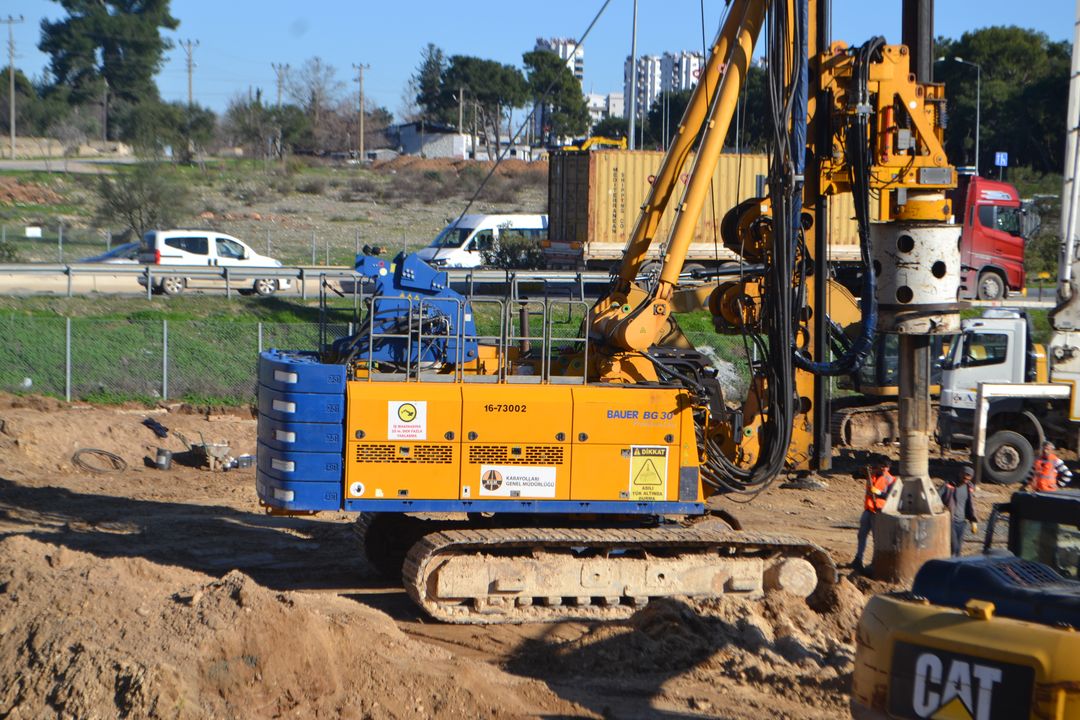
[985,490,1080,580]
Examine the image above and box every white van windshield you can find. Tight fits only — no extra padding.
[431,224,475,248]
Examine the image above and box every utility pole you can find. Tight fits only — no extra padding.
[101,77,108,143]
[271,62,289,107]
[458,86,464,131]
[4,15,25,160]
[180,39,199,106]
[352,63,369,160]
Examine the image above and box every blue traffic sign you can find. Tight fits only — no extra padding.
[995,151,1008,167]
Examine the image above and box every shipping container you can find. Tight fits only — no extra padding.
[545,149,863,269]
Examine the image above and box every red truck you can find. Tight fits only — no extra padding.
[951,173,1030,300]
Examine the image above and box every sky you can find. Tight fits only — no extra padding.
[4,0,1075,118]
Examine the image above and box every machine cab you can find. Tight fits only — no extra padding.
[940,309,1033,410]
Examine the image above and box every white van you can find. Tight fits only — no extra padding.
[137,229,291,296]
[415,214,548,269]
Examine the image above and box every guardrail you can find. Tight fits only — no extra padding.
[0,262,614,301]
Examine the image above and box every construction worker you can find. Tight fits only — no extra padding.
[940,465,978,557]
[852,458,896,571]
[1027,441,1073,492]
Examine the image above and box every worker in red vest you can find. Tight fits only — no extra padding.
[1027,441,1073,492]
[852,458,896,572]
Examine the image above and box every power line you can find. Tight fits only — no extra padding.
[179,38,199,106]
[3,15,25,159]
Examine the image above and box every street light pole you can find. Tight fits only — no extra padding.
[954,57,981,175]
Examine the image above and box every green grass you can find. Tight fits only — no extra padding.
[0,294,360,404]
[0,294,349,323]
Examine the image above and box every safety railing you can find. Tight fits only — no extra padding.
[0,262,612,300]
[348,294,590,385]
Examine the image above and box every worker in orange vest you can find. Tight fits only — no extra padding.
[852,458,896,572]
[1027,441,1073,492]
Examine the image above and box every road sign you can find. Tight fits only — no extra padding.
[995,151,1008,167]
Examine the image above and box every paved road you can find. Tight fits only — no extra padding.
[0,157,139,174]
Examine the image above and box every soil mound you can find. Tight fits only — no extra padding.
[0,178,62,206]
[508,582,866,719]
[0,536,580,719]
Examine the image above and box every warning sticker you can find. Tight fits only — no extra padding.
[478,465,557,498]
[629,446,668,501]
[387,400,427,440]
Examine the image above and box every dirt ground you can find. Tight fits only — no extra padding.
[0,394,1017,719]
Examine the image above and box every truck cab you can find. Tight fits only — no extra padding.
[950,175,1030,300]
[937,309,1050,482]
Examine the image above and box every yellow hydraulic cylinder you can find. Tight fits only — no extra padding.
[617,0,760,289]
[657,0,765,288]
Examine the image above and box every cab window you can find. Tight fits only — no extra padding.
[471,230,495,253]
[1018,519,1080,579]
[216,238,245,259]
[978,205,1023,237]
[958,331,1008,368]
[164,236,209,255]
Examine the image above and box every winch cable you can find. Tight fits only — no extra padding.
[691,0,808,494]
[792,36,884,376]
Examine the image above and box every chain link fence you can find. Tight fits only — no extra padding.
[0,316,354,405]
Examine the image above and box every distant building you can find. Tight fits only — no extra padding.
[624,51,706,122]
[586,92,625,128]
[535,37,584,80]
[662,51,704,92]
[396,122,470,159]
[624,55,663,121]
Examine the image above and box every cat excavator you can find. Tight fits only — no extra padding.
[255,0,960,623]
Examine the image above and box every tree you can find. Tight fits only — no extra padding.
[440,56,528,155]
[936,26,1069,174]
[94,163,191,236]
[645,90,693,147]
[287,57,345,153]
[39,0,179,106]
[411,43,446,123]
[732,65,769,153]
[523,49,588,145]
[592,116,628,139]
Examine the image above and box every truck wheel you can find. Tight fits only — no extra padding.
[252,278,277,296]
[159,276,184,296]
[977,272,1005,301]
[983,430,1034,484]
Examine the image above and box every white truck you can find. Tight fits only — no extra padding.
[415,214,548,269]
[953,29,1080,485]
[936,309,1051,483]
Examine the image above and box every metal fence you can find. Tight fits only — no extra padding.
[0,314,752,405]
[0,316,352,404]
[0,223,412,268]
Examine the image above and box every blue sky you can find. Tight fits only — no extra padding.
[6,1,1073,117]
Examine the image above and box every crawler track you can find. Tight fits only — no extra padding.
[402,525,838,624]
[832,402,899,447]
